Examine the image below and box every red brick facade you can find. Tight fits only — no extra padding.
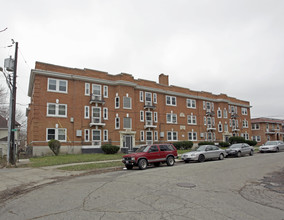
[27,62,252,155]
[251,118,284,145]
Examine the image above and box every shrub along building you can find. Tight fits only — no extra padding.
[27,62,252,156]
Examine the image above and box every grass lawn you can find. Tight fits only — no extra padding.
[59,161,123,171]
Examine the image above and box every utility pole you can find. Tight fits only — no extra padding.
[9,42,18,165]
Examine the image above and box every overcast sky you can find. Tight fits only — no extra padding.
[1,0,284,120]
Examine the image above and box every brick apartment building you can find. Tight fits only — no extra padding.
[27,62,252,156]
[251,117,284,145]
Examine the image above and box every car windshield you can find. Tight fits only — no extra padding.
[265,141,278,145]
[196,145,208,151]
[230,144,242,149]
[136,145,151,152]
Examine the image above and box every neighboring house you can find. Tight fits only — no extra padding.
[27,62,252,156]
[251,117,284,145]
[0,115,20,157]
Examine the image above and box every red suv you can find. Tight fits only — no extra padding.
[122,144,178,170]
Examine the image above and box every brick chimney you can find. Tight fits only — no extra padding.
[159,74,169,86]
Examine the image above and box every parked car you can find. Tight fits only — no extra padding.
[181,145,226,163]
[225,143,254,157]
[259,141,284,153]
[122,144,178,170]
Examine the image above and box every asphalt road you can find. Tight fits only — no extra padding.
[0,152,284,220]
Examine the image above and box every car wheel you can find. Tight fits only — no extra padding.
[249,150,254,156]
[219,153,224,160]
[126,165,133,170]
[237,151,241,157]
[166,156,175,166]
[154,162,160,167]
[260,151,263,153]
[138,159,147,170]
[198,154,205,162]
[276,147,279,152]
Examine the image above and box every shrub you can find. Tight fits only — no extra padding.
[218,142,230,148]
[173,141,193,150]
[245,140,257,146]
[228,136,245,144]
[48,139,61,156]
[198,141,215,146]
[101,144,120,154]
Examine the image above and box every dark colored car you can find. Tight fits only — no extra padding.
[225,143,254,157]
[122,144,178,170]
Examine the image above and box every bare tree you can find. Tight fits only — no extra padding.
[0,85,8,118]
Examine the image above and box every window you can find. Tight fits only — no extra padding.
[92,84,101,100]
[166,96,177,106]
[103,130,108,141]
[115,96,120,109]
[84,106,90,119]
[241,108,248,115]
[218,122,223,132]
[140,111,144,122]
[48,78,68,93]
[241,132,249,140]
[47,103,67,117]
[85,83,90,96]
[154,131,158,141]
[47,128,67,142]
[154,112,158,123]
[139,91,143,102]
[188,132,197,141]
[103,108,108,120]
[167,113,177,124]
[224,123,228,132]
[204,116,207,125]
[243,120,249,128]
[91,107,101,123]
[92,130,101,145]
[145,111,152,124]
[252,136,261,142]
[217,108,222,118]
[115,116,120,129]
[167,131,178,141]
[140,131,144,141]
[103,86,108,98]
[123,117,132,129]
[84,129,90,142]
[145,92,152,105]
[186,99,196,108]
[146,131,153,144]
[187,115,197,125]
[153,93,157,104]
[123,96,132,109]
[252,123,260,130]
[223,108,228,118]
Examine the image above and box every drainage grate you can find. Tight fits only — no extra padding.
[177,183,196,188]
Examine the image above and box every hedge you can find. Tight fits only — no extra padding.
[101,144,120,154]
[198,141,215,146]
[172,141,193,150]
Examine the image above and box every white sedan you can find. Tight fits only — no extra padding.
[259,141,284,153]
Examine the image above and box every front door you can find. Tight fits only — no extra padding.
[123,135,133,152]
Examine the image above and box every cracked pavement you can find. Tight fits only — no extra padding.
[0,153,284,220]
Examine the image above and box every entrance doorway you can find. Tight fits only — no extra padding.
[123,135,133,152]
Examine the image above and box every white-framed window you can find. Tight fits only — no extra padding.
[224,123,228,132]
[154,112,158,123]
[186,99,196,109]
[153,93,157,104]
[115,96,120,109]
[48,78,68,93]
[166,96,177,106]
[187,114,197,125]
[123,117,132,129]
[140,111,144,122]
[252,123,260,130]
[115,116,120,129]
[123,96,132,109]
[85,83,90,96]
[84,129,90,142]
[103,86,108,98]
[140,131,144,141]
[203,101,206,110]
[243,119,249,128]
[92,129,101,145]
[46,128,67,142]
[103,130,108,141]
[47,103,67,117]
[139,91,144,102]
[92,84,101,100]
[145,111,152,124]
[252,136,261,142]
[103,108,108,120]
[217,108,222,118]
[167,131,178,141]
[218,122,223,132]
[204,116,207,125]
[188,131,197,141]
[241,107,248,115]
[166,113,177,124]
[223,108,228,118]
[91,107,102,124]
[241,132,249,140]
[145,92,152,105]
[154,131,158,141]
[146,131,153,144]
[84,106,90,119]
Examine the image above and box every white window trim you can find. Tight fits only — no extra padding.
[47,78,68,94]
[218,122,223,132]
[115,117,120,129]
[140,110,144,122]
[187,99,196,109]
[140,91,144,102]
[84,129,90,142]
[123,96,132,109]
[103,129,108,141]
[103,85,108,98]
[187,115,197,125]
[167,131,178,141]
[103,107,108,120]
[166,96,177,106]
[115,97,120,109]
[92,129,101,144]
[140,131,144,141]
[123,117,132,129]
[47,103,67,118]
[46,128,67,142]
[85,83,90,96]
[154,112,158,123]
[188,131,197,141]
[84,106,90,119]
[217,108,222,118]
[166,113,177,124]
[153,93,157,104]
[154,131,158,141]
